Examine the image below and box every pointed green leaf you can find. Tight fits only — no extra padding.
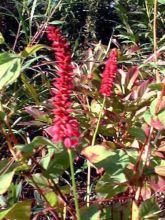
[0,171,15,195]
[45,192,58,207]
[144,111,152,125]
[0,53,21,90]
[21,44,49,57]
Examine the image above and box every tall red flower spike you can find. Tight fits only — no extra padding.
[100,49,118,97]
[46,26,80,148]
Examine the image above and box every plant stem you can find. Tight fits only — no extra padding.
[143,126,153,167]
[68,149,81,220]
[63,203,67,220]
[92,97,106,146]
[31,0,63,45]
[86,160,91,207]
[153,0,160,83]
[87,96,106,207]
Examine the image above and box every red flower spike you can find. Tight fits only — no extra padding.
[100,49,118,97]
[46,26,80,148]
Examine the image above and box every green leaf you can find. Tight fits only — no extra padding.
[48,20,65,25]
[28,173,50,189]
[128,127,146,141]
[144,111,152,125]
[82,145,115,164]
[139,197,160,219]
[0,111,6,121]
[80,205,101,220]
[0,160,18,173]
[150,98,158,116]
[96,172,128,199]
[36,114,52,124]
[16,136,57,156]
[0,195,6,207]
[0,53,21,90]
[44,148,73,178]
[157,110,165,128]
[150,98,165,117]
[0,171,15,195]
[149,83,164,91]
[0,200,32,220]
[158,0,165,4]
[91,100,102,113]
[29,0,37,30]
[14,164,30,173]
[21,44,48,57]
[82,146,130,173]
[8,182,22,206]
[45,192,58,207]
[97,150,130,173]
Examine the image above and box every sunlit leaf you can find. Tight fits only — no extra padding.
[155,166,165,176]
[157,110,165,128]
[49,20,65,25]
[157,145,165,152]
[0,171,15,195]
[158,0,165,4]
[43,147,74,178]
[143,111,152,125]
[132,201,140,220]
[150,98,158,116]
[21,44,48,57]
[91,100,102,113]
[45,192,58,207]
[0,53,21,90]
[81,145,115,164]
[0,32,4,44]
